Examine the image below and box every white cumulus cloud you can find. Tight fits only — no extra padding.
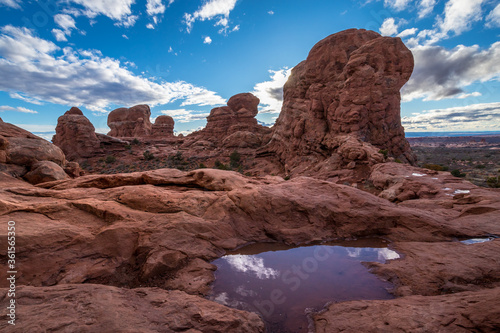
[402,41,500,102]
[384,0,411,11]
[0,105,38,113]
[486,3,500,28]
[160,109,210,123]
[67,0,138,27]
[203,36,212,44]
[0,25,226,112]
[0,0,22,9]
[184,0,238,33]
[402,102,500,131]
[252,68,292,114]
[438,0,485,36]
[380,18,399,36]
[418,0,436,18]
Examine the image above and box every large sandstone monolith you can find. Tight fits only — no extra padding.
[107,104,152,137]
[262,29,416,174]
[53,107,102,160]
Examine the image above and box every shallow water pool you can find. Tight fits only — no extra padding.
[209,238,399,333]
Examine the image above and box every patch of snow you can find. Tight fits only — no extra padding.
[412,173,427,177]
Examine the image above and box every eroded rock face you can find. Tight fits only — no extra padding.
[53,107,102,160]
[262,29,416,176]
[184,93,271,148]
[152,115,175,137]
[23,160,69,184]
[108,104,153,137]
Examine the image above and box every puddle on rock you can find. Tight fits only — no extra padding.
[209,238,398,333]
[460,237,496,245]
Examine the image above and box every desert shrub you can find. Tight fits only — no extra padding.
[475,164,486,169]
[125,144,132,150]
[143,150,154,161]
[131,138,140,145]
[105,155,116,164]
[198,163,207,169]
[284,175,291,181]
[229,151,242,168]
[486,176,500,188]
[451,169,466,178]
[423,164,448,171]
[395,158,402,163]
[171,151,183,161]
[214,160,229,170]
[378,149,388,158]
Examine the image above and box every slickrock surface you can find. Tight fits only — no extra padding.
[260,29,416,177]
[1,164,500,332]
[108,104,153,137]
[313,287,500,333]
[53,107,102,160]
[0,284,265,333]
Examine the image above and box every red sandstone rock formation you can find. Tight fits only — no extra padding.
[261,29,416,176]
[184,93,271,149]
[107,104,153,137]
[53,107,102,160]
[24,160,69,184]
[0,118,68,183]
[152,115,175,137]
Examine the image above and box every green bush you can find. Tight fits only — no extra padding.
[451,169,466,178]
[105,155,116,164]
[378,149,388,158]
[486,176,500,188]
[475,164,486,169]
[131,138,140,145]
[198,163,207,169]
[229,151,242,168]
[143,150,154,161]
[171,151,183,161]
[423,164,449,171]
[214,160,229,170]
[125,144,132,150]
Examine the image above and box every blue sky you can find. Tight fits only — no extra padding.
[0,0,499,138]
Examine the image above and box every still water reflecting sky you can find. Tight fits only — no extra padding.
[209,239,398,333]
